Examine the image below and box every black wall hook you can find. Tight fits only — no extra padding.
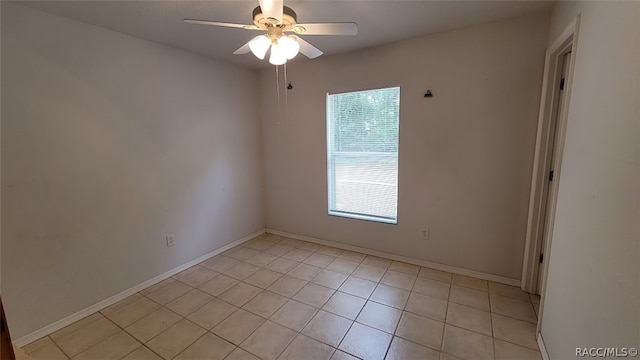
[424,90,433,98]
[287,82,293,90]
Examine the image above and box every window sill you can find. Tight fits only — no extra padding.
[328,211,397,225]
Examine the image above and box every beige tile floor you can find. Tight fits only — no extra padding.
[22,234,542,360]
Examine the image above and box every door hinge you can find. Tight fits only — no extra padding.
[560,78,565,90]
[539,253,544,264]
[549,170,554,182]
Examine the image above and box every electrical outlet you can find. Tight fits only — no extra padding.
[422,228,430,240]
[166,235,175,247]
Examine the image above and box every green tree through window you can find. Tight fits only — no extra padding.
[333,88,400,152]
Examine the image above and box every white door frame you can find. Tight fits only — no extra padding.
[521,15,580,296]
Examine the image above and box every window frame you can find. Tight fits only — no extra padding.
[326,85,401,225]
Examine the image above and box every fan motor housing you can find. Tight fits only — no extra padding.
[253,5,297,28]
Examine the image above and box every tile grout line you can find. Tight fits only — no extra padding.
[330,252,374,359]
[488,286,496,360]
[231,237,311,359]
[210,236,329,358]
[163,329,210,360]
[112,335,146,360]
[382,294,408,359]
[210,301,267,357]
[105,291,203,360]
[87,311,145,360]
[440,274,454,356]
[340,261,404,359]
[53,313,125,359]
[48,336,72,360]
[442,321,542,354]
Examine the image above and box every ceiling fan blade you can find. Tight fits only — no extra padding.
[184,19,260,30]
[292,23,358,36]
[290,35,323,59]
[233,41,252,55]
[258,0,283,23]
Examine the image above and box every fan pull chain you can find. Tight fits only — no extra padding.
[275,65,281,123]
[284,63,289,121]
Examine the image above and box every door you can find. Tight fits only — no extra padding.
[536,50,572,294]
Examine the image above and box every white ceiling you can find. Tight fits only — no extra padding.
[18,0,555,69]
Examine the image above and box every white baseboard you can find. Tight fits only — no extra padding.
[537,332,550,360]
[13,229,265,347]
[267,228,521,287]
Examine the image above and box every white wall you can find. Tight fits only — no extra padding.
[260,13,549,280]
[540,1,640,357]
[1,3,264,339]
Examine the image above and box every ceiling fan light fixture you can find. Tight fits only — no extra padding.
[269,43,288,65]
[184,2,357,64]
[278,35,300,60]
[249,35,271,60]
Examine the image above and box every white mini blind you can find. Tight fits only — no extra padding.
[326,86,400,224]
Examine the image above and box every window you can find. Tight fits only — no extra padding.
[326,86,400,224]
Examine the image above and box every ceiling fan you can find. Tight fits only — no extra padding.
[184,0,358,65]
